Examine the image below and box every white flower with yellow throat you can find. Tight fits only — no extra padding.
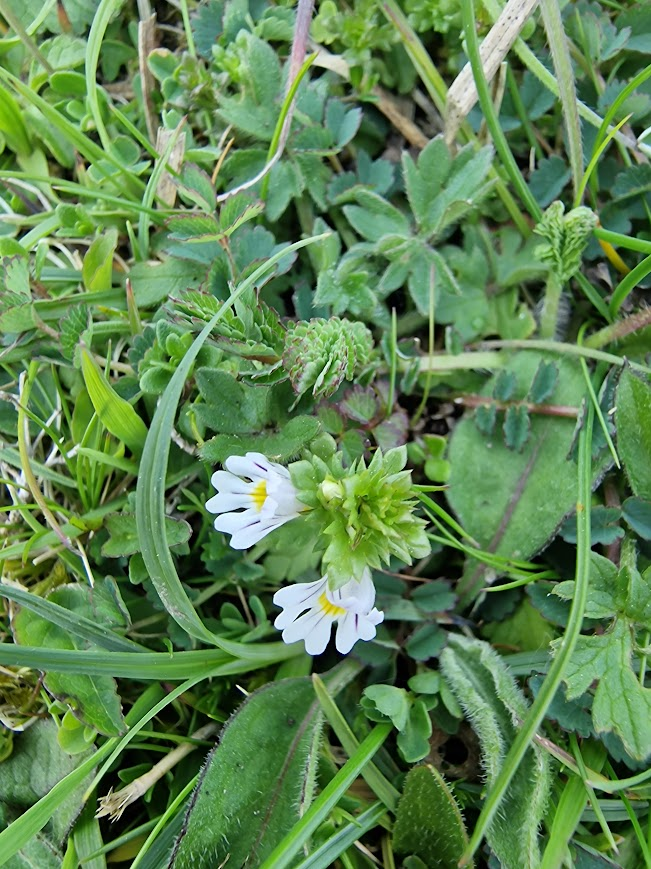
[206,452,304,549]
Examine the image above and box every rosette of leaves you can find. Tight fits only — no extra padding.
[283,316,374,400]
[174,290,285,365]
[129,320,222,395]
[290,443,430,589]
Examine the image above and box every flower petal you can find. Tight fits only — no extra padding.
[205,491,253,513]
[210,470,251,495]
[273,579,325,609]
[335,611,360,654]
[281,607,332,655]
[224,453,272,480]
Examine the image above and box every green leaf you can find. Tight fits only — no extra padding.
[194,369,272,434]
[402,138,494,238]
[622,496,651,540]
[474,403,497,436]
[556,619,651,761]
[439,634,551,868]
[101,512,191,558]
[200,416,320,464]
[60,305,90,362]
[0,721,93,856]
[82,229,118,292]
[493,370,516,402]
[447,352,605,600]
[503,405,530,451]
[343,190,410,241]
[80,349,148,454]
[393,765,469,869]
[0,257,35,333]
[396,699,433,763]
[528,360,559,404]
[482,599,556,652]
[362,685,410,730]
[168,678,322,868]
[128,258,206,308]
[12,581,127,737]
[615,367,651,499]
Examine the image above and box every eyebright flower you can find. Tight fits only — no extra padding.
[290,444,430,590]
[273,567,384,655]
[206,452,304,549]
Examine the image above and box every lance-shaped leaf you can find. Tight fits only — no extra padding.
[80,348,148,454]
[439,634,551,869]
[168,677,323,868]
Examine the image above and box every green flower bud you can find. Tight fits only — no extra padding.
[290,446,430,590]
[283,317,374,400]
[534,201,598,283]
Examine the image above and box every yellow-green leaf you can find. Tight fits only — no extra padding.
[80,349,147,454]
[82,228,118,292]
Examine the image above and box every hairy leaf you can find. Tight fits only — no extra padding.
[439,634,551,869]
[393,765,469,869]
[168,678,322,868]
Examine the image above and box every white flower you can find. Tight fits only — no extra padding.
[206,452,303,549]
[273,567,384,655]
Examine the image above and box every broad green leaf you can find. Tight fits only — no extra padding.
[101,512,191,558]
[622,496,651,539]
[168,678,322,868]
[82,229,118,292]
[439,634,551,869]
[200,416,320,464]
[615,367,651,499]
[80,349,148,455]
[362,685,410,730]
[128,258,206,307]
[555,619,651,761]
[194,368,272,434]
[0,720,94,853]
[12,580,127,736]
[393,765,469,869]
[0,257,35,333]
[482,599,556,652]
[446,352,605,601]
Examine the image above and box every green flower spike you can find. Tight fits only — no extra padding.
[290,439,430,590]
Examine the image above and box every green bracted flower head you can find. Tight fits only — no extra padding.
[283,316,374,400]
[290,439,430,590]
[534,200,598,283]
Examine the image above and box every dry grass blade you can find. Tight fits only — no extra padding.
[446,0,539,143]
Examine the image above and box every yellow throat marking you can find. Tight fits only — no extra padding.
[318,593,346,618]
[250,480,267,512]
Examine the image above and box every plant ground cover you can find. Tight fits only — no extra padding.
[1,0,651,865]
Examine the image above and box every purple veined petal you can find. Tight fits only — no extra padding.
[281,606,329,647]
[304,616,334,655]
[224,453,272,480]
[231,513,295,548]
[205,491,254,513]
[335,611,360,654]
[273,579,326,610]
